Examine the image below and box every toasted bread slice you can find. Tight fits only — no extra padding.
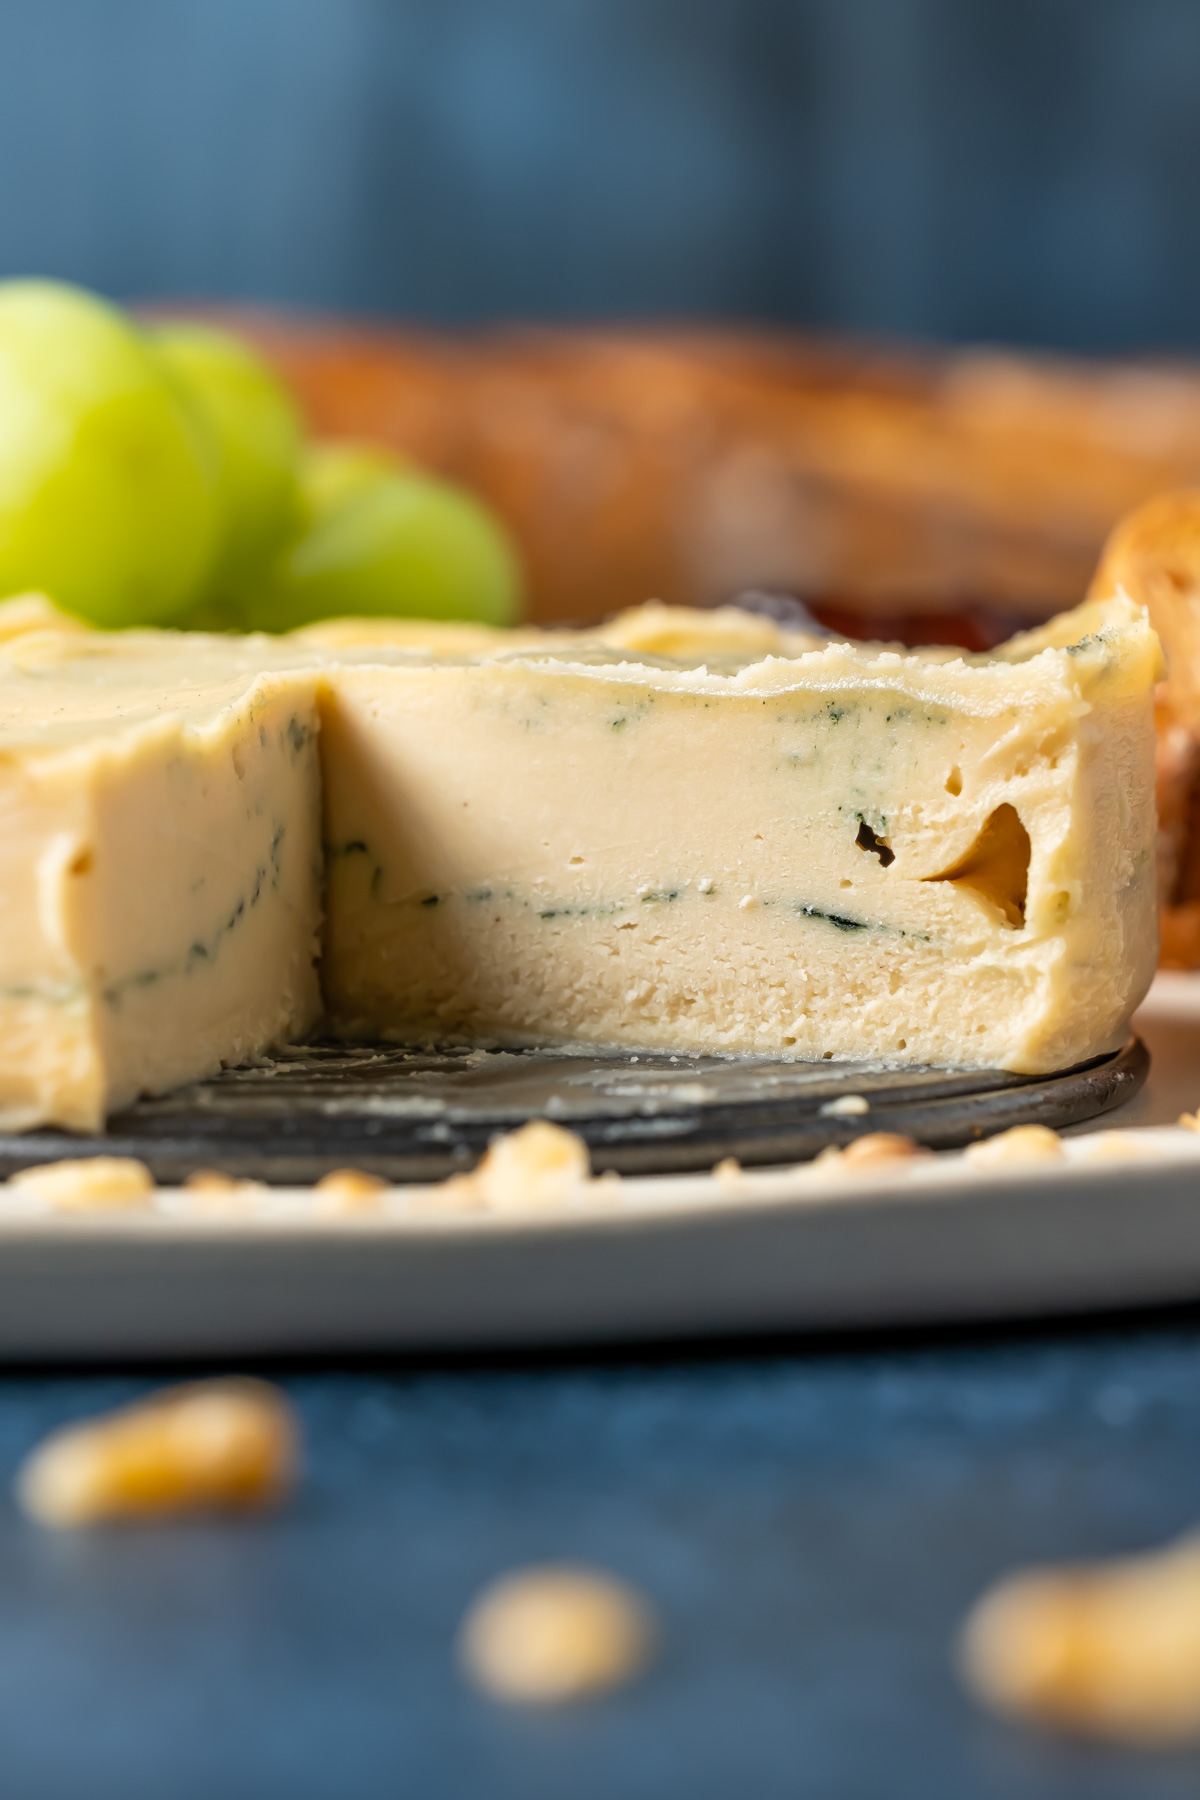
[1090,492,1200,964]
[1090,490,1200,729]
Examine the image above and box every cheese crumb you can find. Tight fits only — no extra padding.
[960,1535,1200,1746]
[964,1125,1065,1168]
[820,1094,870,1117]
[7,1156,155,1210]
[16,1378,299,1527]
[459,1565,656,1705]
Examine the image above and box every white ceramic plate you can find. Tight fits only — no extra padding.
[1135,970,1200,1025]
[2,1124,1199,1360]
[3,994,1197,1361]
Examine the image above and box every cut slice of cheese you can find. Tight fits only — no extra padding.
[0,629,323,1131]
[319,594,1158,1073]
[0,592,1160,1131]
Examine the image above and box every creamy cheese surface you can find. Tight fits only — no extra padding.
[0,628,323,1130]
[0,594,1161,1130]
[321,600,1159,1073]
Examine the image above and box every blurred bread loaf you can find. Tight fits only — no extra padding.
[223,315,1200,629]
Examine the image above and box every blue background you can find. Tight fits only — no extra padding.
[1,0,1199,350]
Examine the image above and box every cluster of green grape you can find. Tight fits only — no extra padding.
[0,280,521,632]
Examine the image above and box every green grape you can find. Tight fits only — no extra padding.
[0,280,219,627]
[241,443,522,633]
[302,441,394,512]
[152,321,302,602]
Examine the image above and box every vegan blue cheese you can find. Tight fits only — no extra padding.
[0,594,1160,1130]
[0,625,324,1130]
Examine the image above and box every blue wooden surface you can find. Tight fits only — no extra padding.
[4,0,1200,353]
[0,1322,1198,1797]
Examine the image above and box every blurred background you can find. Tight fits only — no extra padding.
[2,0,1199,353]
[5,13,1200,1793]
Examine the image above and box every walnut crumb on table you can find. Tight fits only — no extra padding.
[459,1565,656,1705]
[15,1379,299,1528]
[960,1534,1200,1746]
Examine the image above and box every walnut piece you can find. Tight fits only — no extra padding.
[961,1534,1200,1746]
[965,1125,1065,1167]
[16,1379,299,1528]
[6,1157,155,1210]
[459,1565,655,1705]
[461,1121,590,1213]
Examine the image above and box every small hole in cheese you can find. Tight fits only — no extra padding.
[69,850,94,878]
[924,804,1031,928]
[945,766,963,796]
